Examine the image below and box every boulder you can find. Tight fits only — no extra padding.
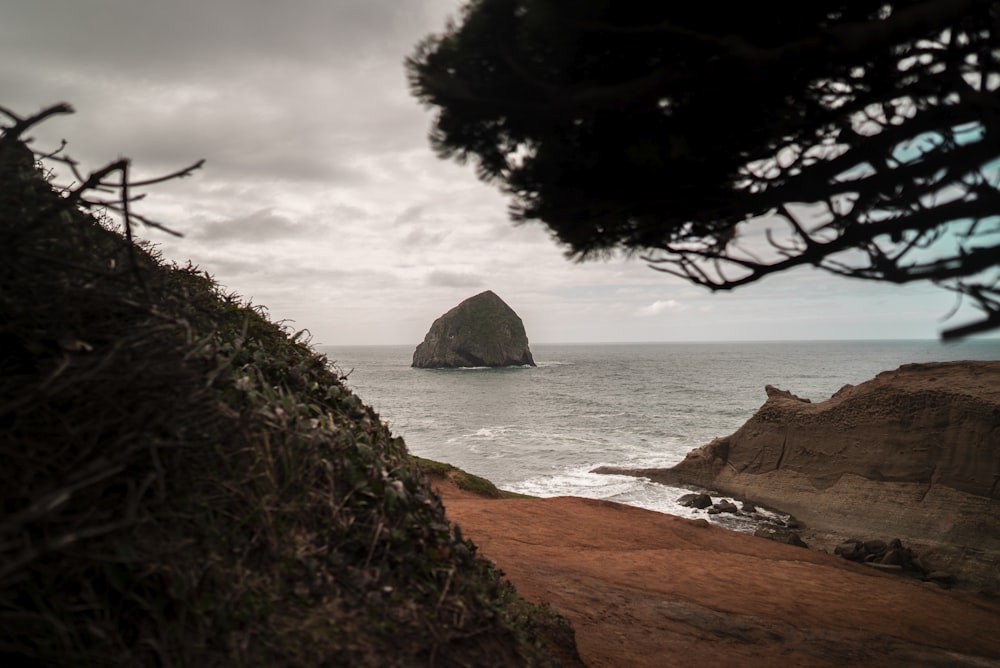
[834,541,864,561]
[412,291,535,368]
[594,361,1000,591]
[835,536,930,577]
[677,493,713,509]
[754,527,808,548]
[707,499,739,514]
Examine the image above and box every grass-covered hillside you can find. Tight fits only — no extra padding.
[0,107,577,666]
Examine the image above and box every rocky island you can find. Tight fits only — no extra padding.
[595,360,1000,591]
[412,290,535,368]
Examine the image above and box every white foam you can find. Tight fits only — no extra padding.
[502,465,790,533]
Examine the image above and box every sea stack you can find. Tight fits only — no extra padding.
[412,290,535,368]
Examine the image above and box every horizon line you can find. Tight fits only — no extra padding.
[315,336,1000,348]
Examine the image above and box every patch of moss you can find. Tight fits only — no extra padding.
[411,456,534,499]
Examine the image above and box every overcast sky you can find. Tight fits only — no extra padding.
[3,1,992,345]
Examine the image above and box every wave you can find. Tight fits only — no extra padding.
[507,465,790,534]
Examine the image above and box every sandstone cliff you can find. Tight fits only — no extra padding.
[412,290,535,368]
[597,361,1000,590]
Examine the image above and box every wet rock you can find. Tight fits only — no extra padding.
[881,539,906,566]
[834,536,929,578]
[835,540,864,561]
[707,499,738,514]
[863,539,888,556]
[677,493,713,509]
[754,527,808,548]
[924,571,956,588]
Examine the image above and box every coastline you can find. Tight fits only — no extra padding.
[327,341,1000,518]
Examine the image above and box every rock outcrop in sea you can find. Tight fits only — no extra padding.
[412,290,535,368]
[595,360,1000,591]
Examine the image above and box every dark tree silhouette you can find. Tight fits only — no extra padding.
[407,0,1000,338]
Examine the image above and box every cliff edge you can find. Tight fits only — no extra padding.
[597,360,1000,591]
[412,290,535,368]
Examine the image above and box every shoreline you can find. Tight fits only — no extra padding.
[422,457,977,592]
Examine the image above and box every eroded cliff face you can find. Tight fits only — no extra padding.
[599,361,1000,590]
[412,291,535,368]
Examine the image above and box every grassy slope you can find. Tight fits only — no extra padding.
[0,126,577,666]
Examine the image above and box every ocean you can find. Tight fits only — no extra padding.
[318,340,1000,531]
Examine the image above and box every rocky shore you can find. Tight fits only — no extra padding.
[595,360,1000,593]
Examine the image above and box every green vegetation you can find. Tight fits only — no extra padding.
[410,457,533,499]
[0,108,576,666]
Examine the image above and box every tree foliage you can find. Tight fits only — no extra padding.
[407,0,1000,337]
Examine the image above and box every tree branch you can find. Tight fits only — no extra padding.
[0,102,74,142]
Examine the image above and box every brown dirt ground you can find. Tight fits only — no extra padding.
[431,475,1000,667]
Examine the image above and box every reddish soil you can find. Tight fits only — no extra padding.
[433,477,1000,667]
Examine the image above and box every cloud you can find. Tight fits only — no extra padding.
[400,226,449,248]
[195,209,309,242]
[394,205,426,225]
[0,1,437,77]
[637,299,684,317]
[425,270,486,288]
[0,0,443,189]
[0,1,981,344]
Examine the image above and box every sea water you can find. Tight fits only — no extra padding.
[318,340,1000,531]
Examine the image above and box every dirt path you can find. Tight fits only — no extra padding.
[433,479,1000,667]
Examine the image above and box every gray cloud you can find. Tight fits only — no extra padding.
[0,0,445,187]
[1,1,439,77]
[425,269,485,288]
[1,1,970,344]
[394,204,426,225]
[399,225,448,248]
[195,209,311,242]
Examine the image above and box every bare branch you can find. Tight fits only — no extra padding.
[0,102,74,141]
[129,159,205,187]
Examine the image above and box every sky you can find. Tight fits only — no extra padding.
[2,1,992,345]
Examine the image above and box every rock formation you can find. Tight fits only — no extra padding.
[412,290,535,368]
[595,361,1000,590]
